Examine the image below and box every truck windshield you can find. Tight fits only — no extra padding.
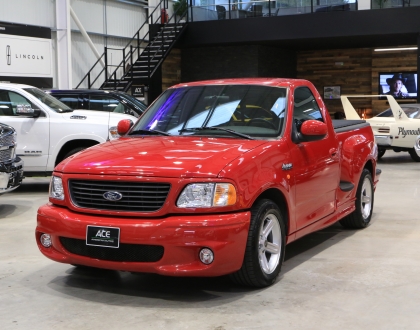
[131,85,287,138]
[23,88,73,113]
[119,93,147,112]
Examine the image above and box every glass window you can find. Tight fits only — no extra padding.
[23,88,72,113]
[89,95,131,114]
[293,87,323,121]
[131,84,287,138]
[53,95,80,109]
[0,90,33,116]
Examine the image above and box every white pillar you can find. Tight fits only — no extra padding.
[56,0,72,88]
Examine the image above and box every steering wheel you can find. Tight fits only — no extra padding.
[247,118,277,129]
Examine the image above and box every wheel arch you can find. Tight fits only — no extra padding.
[253,188,290,235]
[55,139,99,166]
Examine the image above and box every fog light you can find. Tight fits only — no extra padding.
[40,234,52,248]
[199,248,214,265]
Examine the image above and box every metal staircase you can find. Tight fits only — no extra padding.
[76,1,187,95]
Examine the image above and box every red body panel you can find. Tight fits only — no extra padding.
[36,78,379,276]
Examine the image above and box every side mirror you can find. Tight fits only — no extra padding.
[16,104,41,118]
[117,119,133,136]
[299,120,327,142]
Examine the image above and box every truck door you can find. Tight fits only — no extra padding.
[0,89,49,172]
[288,87,340,230]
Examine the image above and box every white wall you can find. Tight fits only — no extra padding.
[0,0,148,88]
[0,0,56,28]
[358,0,371,10]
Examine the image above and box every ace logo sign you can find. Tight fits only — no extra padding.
[86,226,120,248]
[131,85,145,97]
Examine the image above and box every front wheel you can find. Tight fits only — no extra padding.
[63,147,86,160]
[377,148,386,159]
[340,169,374,229]
[230,199,286,288]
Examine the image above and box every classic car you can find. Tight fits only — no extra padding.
[342,95,420,161]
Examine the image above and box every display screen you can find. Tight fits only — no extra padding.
[379,72,418,99]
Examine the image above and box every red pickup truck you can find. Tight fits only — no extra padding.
[36,78,380,288]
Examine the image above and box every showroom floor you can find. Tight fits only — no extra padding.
[1,151,419,330]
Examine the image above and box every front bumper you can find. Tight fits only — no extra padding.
[375,135,392,147]
[36,203,251,276]
[0,157,24,194]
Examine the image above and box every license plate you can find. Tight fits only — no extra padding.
[86,226,120,248]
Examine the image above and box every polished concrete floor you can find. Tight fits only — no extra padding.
[1,150,419,330]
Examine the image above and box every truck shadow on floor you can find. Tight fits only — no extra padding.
[43,222,364,305]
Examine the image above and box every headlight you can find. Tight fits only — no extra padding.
[109,126,120,140]
[49,176,64,200]
[177,183,236,208]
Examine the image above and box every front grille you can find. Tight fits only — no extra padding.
[0,134,14,146]
[69,180,171,212]
[60,237,164,262]
[0,149,12,163]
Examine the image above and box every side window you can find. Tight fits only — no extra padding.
[54,94,80,109]
[0,90,33,116]
[293,87,323,122]
[89,95,130,114]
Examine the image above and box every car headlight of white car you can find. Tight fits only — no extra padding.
[109,126,120,140]
[49,176,64,200]
[177,183,237,208]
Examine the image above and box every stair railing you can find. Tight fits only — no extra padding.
[76,0,187,90]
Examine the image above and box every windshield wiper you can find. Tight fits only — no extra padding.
[129,129,171,136]
[179,127,253,140]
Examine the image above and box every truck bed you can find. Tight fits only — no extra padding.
[332,119,369,133]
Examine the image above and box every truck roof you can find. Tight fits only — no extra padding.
[170,78,310,89]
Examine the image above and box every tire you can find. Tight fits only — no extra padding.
[377,149,386,159]
[408,148,420,162]
[340,169,374,229]
[230,199,286,288]
[63,147,86,160]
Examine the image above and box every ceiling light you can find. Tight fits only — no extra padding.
[374,47,417,52]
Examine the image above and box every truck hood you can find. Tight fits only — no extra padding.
[57,136,267,177]
[61,110,136,124]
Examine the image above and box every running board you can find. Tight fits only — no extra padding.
[339,181,354,192]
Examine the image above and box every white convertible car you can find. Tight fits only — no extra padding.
[342,95,420,161]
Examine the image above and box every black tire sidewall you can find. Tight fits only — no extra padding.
[64,147,86,160]
[409,148,420,162]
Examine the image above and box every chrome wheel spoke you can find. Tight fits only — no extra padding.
[362,194,371,204]
[258,213,282,275]
[262,218,274,238]
[361,177,373,219]
[265,241,280,254]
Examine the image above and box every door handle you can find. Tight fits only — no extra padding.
[329,148,337,158]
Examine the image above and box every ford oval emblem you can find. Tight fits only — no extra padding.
[103,191,123,201]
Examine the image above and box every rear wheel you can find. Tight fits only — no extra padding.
[230,199,286,288]
[340,169,374,229]
[408,148,420,162]
[63,147,86,160]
